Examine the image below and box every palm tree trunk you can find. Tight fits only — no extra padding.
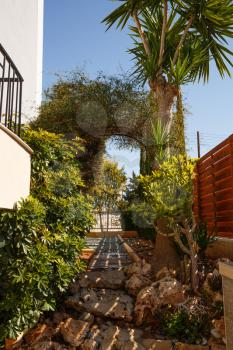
[152,80,178,136]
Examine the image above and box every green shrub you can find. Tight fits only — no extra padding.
[120,174,155,239]
[194,223,216,255]
[0,197,86,340]
[158,305,211,344]
[0,129,94,342]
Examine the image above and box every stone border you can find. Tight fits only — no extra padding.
[117,234,141,263]
[88,231,138,238]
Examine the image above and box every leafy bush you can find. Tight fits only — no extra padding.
[0,129,94,342]
[207,274,222,292]
[194,223,216,255]
[158,304,211,344]
[120,174,155,239]
[138,155,196,223]
[133,156,202,292]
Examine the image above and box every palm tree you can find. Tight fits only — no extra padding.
[104,0,233,159]
[104,1,233,276]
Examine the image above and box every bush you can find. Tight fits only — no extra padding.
[0,129,94,342]
[158,304,211,344]
[120,174,155,239]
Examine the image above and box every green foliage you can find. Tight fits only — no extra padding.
[30,72,151,186]
[158,305,211,344]
[0,129,94,342]
[21,128,84,193]
[31,72,149,142]
[194,223,216,255]
[120,173,155,239]
[136,155,196,226]
[93,159,126,213]
[151,119,170,165]
[104,0,233,85]
[174,222,216,258]
[207,274,222,293]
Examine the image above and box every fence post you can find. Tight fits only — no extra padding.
[197,131,201,158]
[219,262,233,349]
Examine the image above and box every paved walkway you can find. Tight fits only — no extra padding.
[86,237,132,270]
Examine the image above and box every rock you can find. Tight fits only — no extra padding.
[116,342,145,350]
[79,312,94,325]
[155,267,177,281]
[174,344,208,350]
[80,339,99,350]
[125,274,152,296]
[212,318,225,338]
[210,344,226,350]
[53,312,70,325]
[60,318,90,347]
[5,337,23,350]
[208,336,224,349]
[68,281,80,295]
[100,326,144,350]
[213,293,223,303]
[26,341,68,350]
[135,277,186,325]
[211,329,222,339]
[79,270,126,289]
[203,271,223,303]
[141,339,173,349]
[24,324,55,345]
[125,260,151,278]
[81,325,144,350]
[65,288,134,322]
[80,324,102,350]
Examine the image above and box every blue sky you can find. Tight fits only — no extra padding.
[43,0,233,176]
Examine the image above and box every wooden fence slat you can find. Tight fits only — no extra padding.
[194,135,233,238]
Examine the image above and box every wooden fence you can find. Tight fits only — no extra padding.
[194,134,233,238]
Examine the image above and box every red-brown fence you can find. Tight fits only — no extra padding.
[194,134,233,238]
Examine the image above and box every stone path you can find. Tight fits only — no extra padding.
[20,236,214,349]
[86,236,132,271]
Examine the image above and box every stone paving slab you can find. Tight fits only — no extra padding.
[86,237,132,271]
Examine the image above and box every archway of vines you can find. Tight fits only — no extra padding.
[32,72,185,187]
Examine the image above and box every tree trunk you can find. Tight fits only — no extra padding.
[152,79,178,136]
[185,224,199,292]
[190,249,199,292]
[79,136,106,189]
[142,79,178,172]
[144,80,184,275]
[99,212,104,233]
[106,209,110,234]
[152,219,181,274]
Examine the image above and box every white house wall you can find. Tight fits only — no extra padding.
[0,0,44,121]
[0,125,32,209]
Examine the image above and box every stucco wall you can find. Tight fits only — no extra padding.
[0,125,32,209]
[0,0,44,120]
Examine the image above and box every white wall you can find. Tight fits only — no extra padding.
[0,125,33,209]
[0,0,44,121]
